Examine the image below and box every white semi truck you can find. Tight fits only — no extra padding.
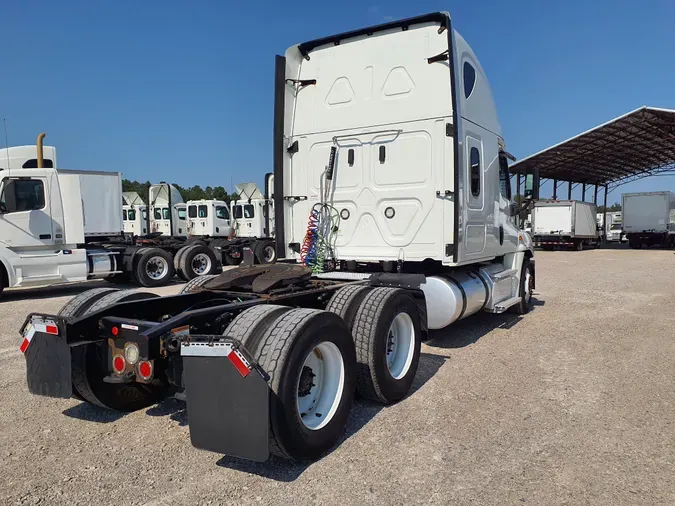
[622,192,675,248]
[122,192,147,236]
[0,137,227,295]
[21,13,538,463]
[0,136,182,294]
[532,200,599,250]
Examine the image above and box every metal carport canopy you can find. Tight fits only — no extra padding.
[509,106,675,189]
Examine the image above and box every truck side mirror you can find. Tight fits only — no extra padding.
[524,169,540,200]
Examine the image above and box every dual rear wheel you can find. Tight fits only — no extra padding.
[222,285,422,460]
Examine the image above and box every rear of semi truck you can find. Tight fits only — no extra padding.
[532,200,598,250]
[21,13,539,463]
[622,192,675,248]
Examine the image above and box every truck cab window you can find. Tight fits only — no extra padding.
[153,208,162,220]
[162,208,170,220]
[177,208,186,220]
[21,159,54,169]
[232,205,243,219]
[216,206,230,220]
[470,147,481,197]
[499,153,511,200]
[244,204,255,219]
[128,209,136,221]
[123,209,128,221]
[0,179,45,213]
[188,205,197,218]
[463,62,476,99]
[198,205,208,218]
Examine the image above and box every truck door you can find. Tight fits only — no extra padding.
[464,135,486,256]
[0,176,55,247]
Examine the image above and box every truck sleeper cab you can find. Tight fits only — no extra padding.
[21,13,538,464]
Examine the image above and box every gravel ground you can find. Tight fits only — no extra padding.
[1,247,674,506]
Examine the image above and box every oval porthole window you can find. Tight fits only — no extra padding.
[384,207,395,219]
[463,61,476,99]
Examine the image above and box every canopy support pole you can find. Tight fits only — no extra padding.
[568,182,572,200]
[552,179,558,200]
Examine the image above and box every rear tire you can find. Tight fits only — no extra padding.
[351,288,421,404]
[223,304,292,355]
[253,308,356,460]
[57,287,121,401]
[325,285,372,329]
[134,248,175,287]
[574,240,583,251]
[254,240,277,264]
[179,244,218,280]
[179,274,219,294]
[173,246,191,281]
[58,287,120,318]
[70,290,167,411]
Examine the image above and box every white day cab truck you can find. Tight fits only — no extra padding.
[622,192,675,248]
[532,200,599,250]
[183,177,277,266]
[0,136,221,296]
[20,13,539,463]
[122,192,147,236]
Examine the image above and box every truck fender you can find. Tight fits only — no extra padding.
[0,253,17,288]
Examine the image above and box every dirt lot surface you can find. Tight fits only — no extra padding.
[1,247,674,505]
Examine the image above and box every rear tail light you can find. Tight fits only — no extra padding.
[138,360,153,380]
[112,355,126,374]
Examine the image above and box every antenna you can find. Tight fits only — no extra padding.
[3,118,10,177]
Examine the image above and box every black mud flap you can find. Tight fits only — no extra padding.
[182,337,269,462]
[24,330,72,399]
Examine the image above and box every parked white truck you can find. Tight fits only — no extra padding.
[532,200,599,250]
[622,191,675,248]
[21,13,538,463]
[122,192,147,236]
[0,137,227,295]
[0,136,181,294]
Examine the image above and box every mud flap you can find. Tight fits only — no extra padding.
[182,338,269,462]
[24,330,72,399]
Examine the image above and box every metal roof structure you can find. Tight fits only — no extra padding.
[510,106,675,189]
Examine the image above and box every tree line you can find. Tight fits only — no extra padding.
[122,179,233,203]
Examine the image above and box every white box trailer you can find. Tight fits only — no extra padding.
[57,170,124,238]
[622,192,675,248]
[532,200,599,250]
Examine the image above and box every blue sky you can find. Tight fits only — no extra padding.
[2,0,674,204]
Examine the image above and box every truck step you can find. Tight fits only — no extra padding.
[488,268,518,281]
[493,296,522,313]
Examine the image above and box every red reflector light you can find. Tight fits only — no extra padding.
[45,325,59,335]
[112,355,126,374]
[138,361,153,380]
[111,326,119,336]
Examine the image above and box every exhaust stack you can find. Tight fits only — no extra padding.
[36,132,46,168]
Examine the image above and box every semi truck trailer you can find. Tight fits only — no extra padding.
[20,12,539,463]
[532,200,599,250]
[622,192,675,248]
